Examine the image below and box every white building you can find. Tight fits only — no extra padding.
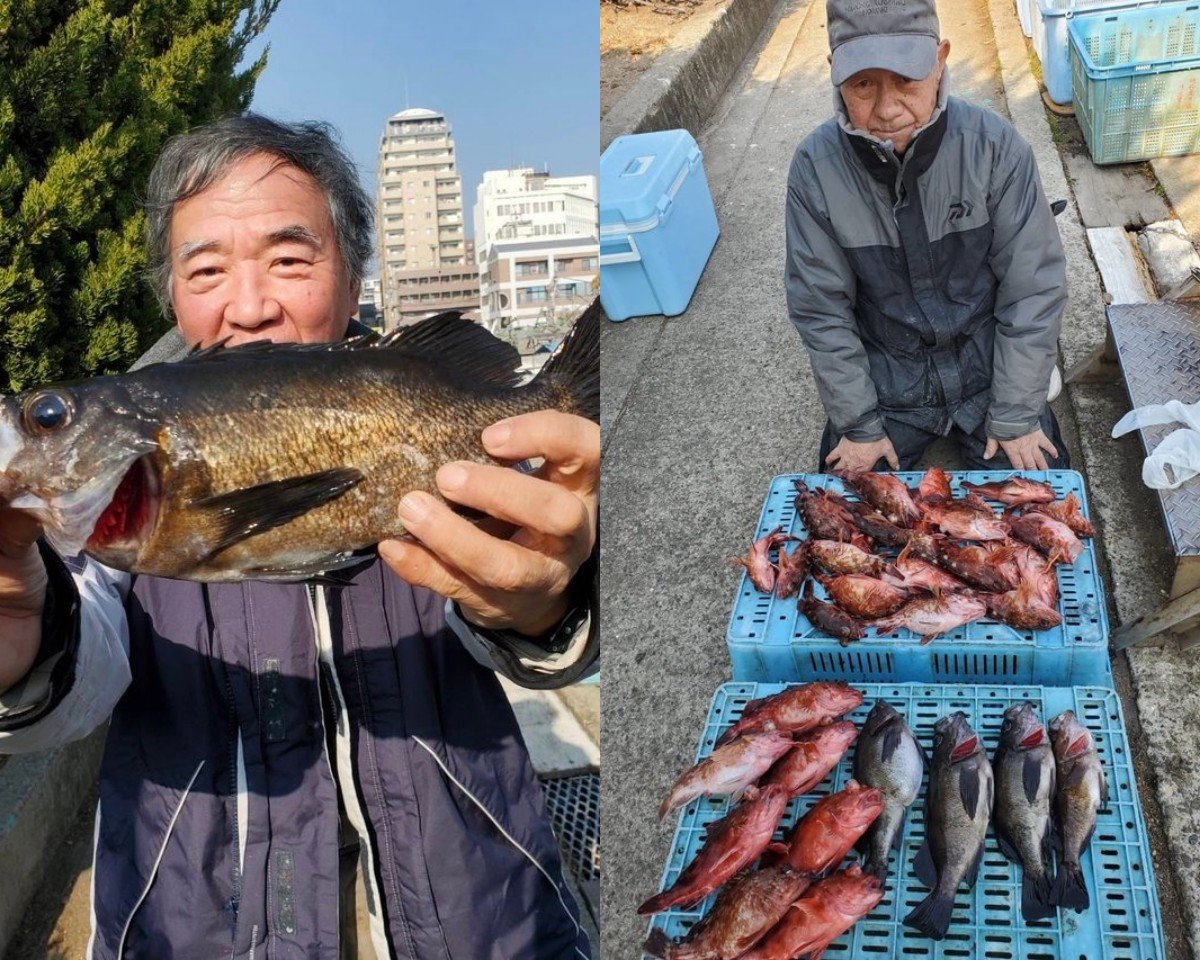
[473,168,598,357]
[375,108,479,328]
[357,277,383,330]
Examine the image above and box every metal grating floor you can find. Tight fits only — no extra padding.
[542,771,601,885]
[1109,300,1200,555]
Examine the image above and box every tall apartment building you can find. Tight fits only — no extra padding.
[376,108,480,328]
[473,168,597,367]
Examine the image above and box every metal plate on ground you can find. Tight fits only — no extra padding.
[1110,299,1200,556]
[542,771,600,886]
[645,682,1165,960]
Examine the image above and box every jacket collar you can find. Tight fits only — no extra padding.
[834,67,951,188]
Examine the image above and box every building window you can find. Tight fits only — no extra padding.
[518,286,548,304]
[516,261,548,277]
[581,257,598,271]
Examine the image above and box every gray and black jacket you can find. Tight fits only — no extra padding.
[784,74,1067,442]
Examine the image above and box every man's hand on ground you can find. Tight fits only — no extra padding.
[0,507,47,693]
[825,436,900,472]
[379,410,599,638]
[984,429,1059,471]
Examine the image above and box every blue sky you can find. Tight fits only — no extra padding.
[242,0,599,251]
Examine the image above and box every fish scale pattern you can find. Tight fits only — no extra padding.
[1110,300,1200,555]
[726,471,1110,684]
[644,682,1165,960]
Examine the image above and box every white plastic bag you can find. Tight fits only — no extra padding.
[1112,400,1200,489]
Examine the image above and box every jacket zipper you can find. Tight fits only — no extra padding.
[307,585,398,960]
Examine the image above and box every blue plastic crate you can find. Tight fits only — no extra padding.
[727,470,1111,685]
[1033,0,1166,105]
[599,129,719,321]
[1071,4,1200,164]
[645,681,1165,960]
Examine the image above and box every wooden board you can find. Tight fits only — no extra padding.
[1087,227,1155,304]
[1066,154,1172,230]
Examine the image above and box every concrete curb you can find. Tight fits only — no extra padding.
[601,0,778,150]
[0,729,104,955]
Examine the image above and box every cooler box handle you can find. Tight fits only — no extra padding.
[600,234,642,266]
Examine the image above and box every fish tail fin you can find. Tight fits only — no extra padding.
[904,889,955,940]
[532,298,600,421]
[642,928,674,958]
[637,885,690,916]
[1022,869,1056,922]
[1050,862,1090,913]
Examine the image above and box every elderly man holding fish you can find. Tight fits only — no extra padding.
[0,116,595,958]
[786,0,1071,473]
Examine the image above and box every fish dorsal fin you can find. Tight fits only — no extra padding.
[381,311,522,386]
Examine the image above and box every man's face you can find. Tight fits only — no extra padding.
[169,153,360,348]
[839,40,951,154]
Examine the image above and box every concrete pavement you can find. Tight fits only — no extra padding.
[601,0,1198,956]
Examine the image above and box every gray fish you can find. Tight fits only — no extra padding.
[0,304,599,582]
[903,712,993,941]
[993,702,1056,922]
[1049,710,1107,913]
[852,700,924,880]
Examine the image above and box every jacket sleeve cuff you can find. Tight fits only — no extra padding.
[836,414,887,444]
[984,415,1043,441]
[444,540,599,690]
[0,543,82,731]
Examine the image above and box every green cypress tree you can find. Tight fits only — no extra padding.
[0,0,281,391]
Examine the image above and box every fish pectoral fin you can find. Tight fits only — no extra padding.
[191,468,365,559]
[1022,753,1044,805]
[383,311,522,387]
[911,836,939,889]
[239,548,377,585]
[958,767,982,820]
[881,725,902,764]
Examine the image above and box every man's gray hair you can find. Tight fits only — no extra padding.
[145,113,373,315]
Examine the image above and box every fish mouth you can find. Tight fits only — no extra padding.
[951,735,980,761]
[85,455,161,556]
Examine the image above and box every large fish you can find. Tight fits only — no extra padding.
[909,532,1018,593]
[921,499,1009,541]
[716,681,863,747]
[637,785,791,915]
[904,712,993,941]
[882,553,969,595]
[993,702,1057,923]
[872,593,988,643]
[1049,710,1107,913]
[1026,493,1095,538]
[777,779,884,875]
[792,480,871,549]
[1006,511,1084,564]
[834,470,921,527]
[761,721,859,795]
[816,573,911,619]
[808,539,893,578]
[0,306,599,582]
[737,866,884,960]
[916,467,952,504]
[732,525,794,594]
[960,476,1056,506]
[799,580,867,646]
[659,730,796,820]
[642,866,814,960]
[853,701,924,880]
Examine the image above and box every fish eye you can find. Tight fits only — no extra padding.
[22,391,73,435]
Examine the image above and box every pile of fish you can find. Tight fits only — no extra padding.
[731,470,1095,643]
[641,684,1108,956]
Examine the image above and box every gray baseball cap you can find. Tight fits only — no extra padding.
[827,0,941,86]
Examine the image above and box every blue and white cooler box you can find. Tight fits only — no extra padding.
[599,129,719,321]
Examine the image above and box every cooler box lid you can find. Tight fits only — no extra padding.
[599,129,702,235]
